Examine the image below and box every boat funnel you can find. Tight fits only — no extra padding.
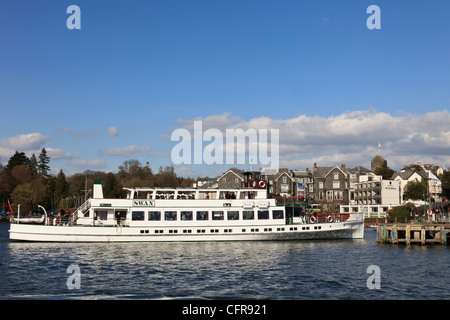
[93,179,104,199]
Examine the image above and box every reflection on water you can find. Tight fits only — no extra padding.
[1,223,449,300]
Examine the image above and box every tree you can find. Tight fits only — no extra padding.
[38,148,50,177]
[54,170,69,207]
[387,203,415,222]
[374,164,395,180]
[441,170,450,201]
[10,179,47,215]
[6,151,30,171]
[103,172,122,198]
[403,178,427,200]
[29,154,38,175]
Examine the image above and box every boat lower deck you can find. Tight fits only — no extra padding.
[9,219,364,242]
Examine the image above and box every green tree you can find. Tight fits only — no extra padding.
[403,178,427,200]
[38,148,50,177]
[10,179,48,215]
[103,172,122,198]
[374,164,395,180]
[441,170,450,201]
[6,151,30,171]
[29,154,38,175]
[387,203,415,222]
[55,169,69,207]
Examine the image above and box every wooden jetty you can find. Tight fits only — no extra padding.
[376,223,449,245]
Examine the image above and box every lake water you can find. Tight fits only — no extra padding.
[1,222,449,300]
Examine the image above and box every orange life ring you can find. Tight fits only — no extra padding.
[259,180,266,188]
[310,216,316,223]
[327,215,333,223]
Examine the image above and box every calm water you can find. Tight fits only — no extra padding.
[0,222,449,300]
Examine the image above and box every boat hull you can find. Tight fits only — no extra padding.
[9,220,364,242]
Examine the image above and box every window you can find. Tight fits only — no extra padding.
[212,211,224,220]
[272,210,284,219]
[235,177,239,183]
[334,190,343,200]
[132,211,145,221]
[222,178,226,183]
[326,190,333,200]
[181,211,193,220]
[258,210,269,219]
[282,177,287,183]
[243,210,254,220]
[227,211,239,220]
[148,211,161,221]
[165,211,177,221]
[334,173,339,179]
[196,211,209,220]
[281,184,289,193]
[319,182,324,189]
[333,181,340,188]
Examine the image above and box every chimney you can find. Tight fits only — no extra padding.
[341,164,346,172]
[313,163,318,174]
[93,179,104,199]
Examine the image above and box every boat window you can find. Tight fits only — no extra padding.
[165,211,177,221]
[243,210,254,220]
[196,211,209,220]
[148,211,161,221]
[132,211,145,221]
[227,211,239,220]
[272,210,284,219]
[212,211,224,220]
[257,210,269,220]
[95,210,108,220]
[181,211,193,220]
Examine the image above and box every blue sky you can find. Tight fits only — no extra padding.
[1,0,450,178]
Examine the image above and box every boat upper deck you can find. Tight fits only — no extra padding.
[123,187,268,201]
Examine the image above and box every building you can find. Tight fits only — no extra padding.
[354,176,401,206]
[266,168,296,197]
[347,165,374,204]
[216,169,244,189]
[371,155,387,171]
[312,163,348,212]
[393,169,442,203]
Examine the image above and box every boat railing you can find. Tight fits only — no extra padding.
[275,196,307,206]
[75,199,91,215]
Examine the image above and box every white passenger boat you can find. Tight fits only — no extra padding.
[9,180,364,242]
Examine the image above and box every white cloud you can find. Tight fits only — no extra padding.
[100,145,150,157]
[68,159,107,169]
[107,126,119,137]
[172,109,450,170]
[46,148,78,160]
[0,132,50,150]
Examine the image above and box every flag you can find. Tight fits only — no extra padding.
[297,182,307,190]
[378,143,382,148]
[8,199,14,215]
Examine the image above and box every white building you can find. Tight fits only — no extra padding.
[354,175,401,206]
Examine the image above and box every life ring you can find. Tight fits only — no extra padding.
[327,215,333,223]
[259,180,266,188]
[310,216,316,223]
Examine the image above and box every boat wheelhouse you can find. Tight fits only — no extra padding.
[9,180,364,242]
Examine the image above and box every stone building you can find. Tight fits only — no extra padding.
[312,163,349,212]
[216,169,244,189]
[371,155,387,172]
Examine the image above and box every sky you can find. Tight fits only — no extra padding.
[1,0,450,178]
